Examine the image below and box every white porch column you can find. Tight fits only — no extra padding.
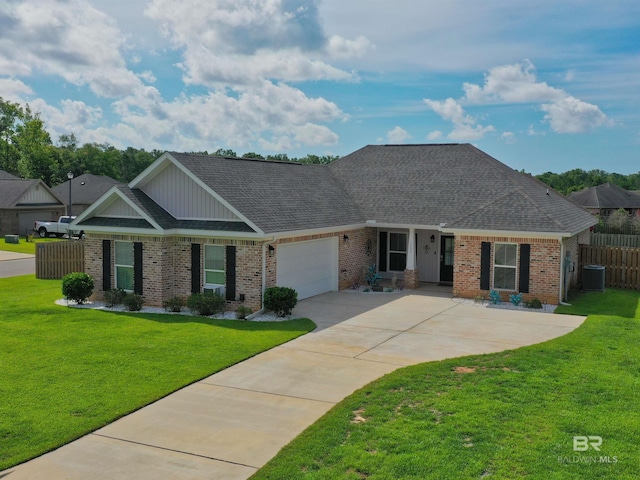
[406,227,416,270]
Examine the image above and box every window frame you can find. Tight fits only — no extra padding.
[388,231,407,272]
[204,244,226,290]
[492,242,518,291]
[114,240,134,292]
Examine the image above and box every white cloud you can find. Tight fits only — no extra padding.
[0,78,33,100]
[424,97,494,141]
[387,126,411,143]
[145,0,367,86]
[426,60,612,137]
[541,96,613,133]
[427,130,442,141]
[500,131,515,144]
[0,0,142,98]
[462,60,564,104]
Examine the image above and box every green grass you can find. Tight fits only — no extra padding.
[0,236,61,255]
[0,275,315,470]
[253,289,640,480]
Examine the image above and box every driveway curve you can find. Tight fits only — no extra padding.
[5,288,585,480]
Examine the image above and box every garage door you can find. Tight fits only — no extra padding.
[276,237,338,300]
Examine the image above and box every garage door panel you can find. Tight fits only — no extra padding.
[277,238,338,300]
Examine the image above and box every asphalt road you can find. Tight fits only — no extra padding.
[0,251,36,278]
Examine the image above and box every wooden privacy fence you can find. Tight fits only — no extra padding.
[590,233,640,248]
[579,244,640,290]
[36,241,85,279]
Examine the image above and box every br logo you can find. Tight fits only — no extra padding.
[573,436,602,452]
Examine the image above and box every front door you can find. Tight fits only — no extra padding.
[440,236,454,284]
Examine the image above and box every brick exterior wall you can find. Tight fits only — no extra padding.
[85,227,379,313]
[454,234,568,305]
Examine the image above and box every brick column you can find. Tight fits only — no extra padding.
[404,269,419,289]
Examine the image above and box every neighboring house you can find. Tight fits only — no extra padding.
[73,144,596,311]
[0,171,66,235]
[569,183,640,218]
[51,174,122,216]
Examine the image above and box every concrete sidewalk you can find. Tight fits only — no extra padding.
[4,290,585,479]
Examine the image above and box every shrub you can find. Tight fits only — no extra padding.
[263,286,298,317]
[104,288,126,307]
[236,305,253,320]
[525,297,543,309]
[123,293,144,312]
[365,264,382,288]
[164,296,185,313]
[489,290,502,304]
[509,292,523,306]
[187,292,226,316]
[62,272,94,304]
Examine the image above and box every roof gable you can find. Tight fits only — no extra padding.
[0,179,64,208]
[167,152,363,234]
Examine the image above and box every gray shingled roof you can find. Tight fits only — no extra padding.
[52,174,122,206]
[0,170,19,180]
[329,144,596,234]
[169,153,363,233]
[0,179,64,208]
[77,186,255,233]
[569,183,640,209]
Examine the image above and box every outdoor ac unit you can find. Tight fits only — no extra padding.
[203,286,224,296]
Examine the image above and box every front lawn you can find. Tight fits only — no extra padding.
[253,289,640,479]
[0,275,315,471]
[0,236,61,255]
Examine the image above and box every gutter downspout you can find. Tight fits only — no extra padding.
[559,239,571,306]
[246,238,275,320]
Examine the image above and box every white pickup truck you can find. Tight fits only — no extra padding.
[34,216,83,238]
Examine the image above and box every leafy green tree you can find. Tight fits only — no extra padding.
[0,98,27,175]
[15,116,59,185]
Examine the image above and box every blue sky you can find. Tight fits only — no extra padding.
[1,0,639,174]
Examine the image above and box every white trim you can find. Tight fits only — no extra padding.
[269,224,368,239]
[114,240,134,292]
[492,242,518,291]
[441,228,567,240]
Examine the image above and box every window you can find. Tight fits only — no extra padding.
[204,245,225,286]
[493,243,517,290]
[389,232,407,271]
[115,241,134,291]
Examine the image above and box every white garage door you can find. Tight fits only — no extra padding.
[277,237,338,300]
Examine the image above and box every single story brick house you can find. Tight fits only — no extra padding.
[72,144,596,311]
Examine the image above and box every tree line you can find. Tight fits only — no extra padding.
[0,97,339,187]
[1,97,638,192]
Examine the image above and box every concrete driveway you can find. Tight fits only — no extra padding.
[4,288,585,480]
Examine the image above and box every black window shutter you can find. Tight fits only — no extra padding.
[519,244,531,293]
[226,245,236,301]
[133,242,143,295]
[379,231,388,272]
[102,240,111,291]
[480,242,491,290]
[191,244,201,294]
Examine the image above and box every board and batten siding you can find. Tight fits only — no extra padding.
[143,163,239,220]
[18,183,61,205]
[98,198,140,217]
